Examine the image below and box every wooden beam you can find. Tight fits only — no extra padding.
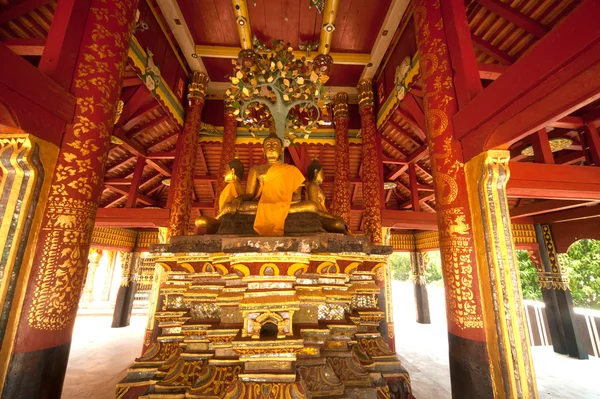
[582,106,600,125]
[381,133,409,158]
[507,163,600,200]
[414,162,433,179]
[122,103,162,132]
[120,85,150,124]
[442,0,483,108]
[381,210,439,230]
[112,129,147,157]
[128,115,169,138]
[388,120,422,146]
[400,93,427,140]
[126,157,146,208]
[382,157,407,165]
[3,38,45,55]
[150,131,179,150]
[0,44,75,126]
[476,0,548,38]
[408,145,428,163]
[533,205,600,224]
[394,108,426,142]
[471,34,515,65]
[146,159,172,177]
[386,164,409,181]
[583,123,600,166]
[555,151,586,165]
[530,129,554,164]
[478,63,506,80]
[104,178,131,185]
[197,145,214,199]
[38,0,90,90]
[548,116,584,129]
[0,0,53,25]
[457,1,600,160]
[106,156,135,174]
[95,208,169,227]
[510,200,598,219]
[408,163,420,212]
[147,151,176,159]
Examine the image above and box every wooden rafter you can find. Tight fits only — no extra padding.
[510,200,599,219]
[3,38,45,55]
[471,34,515,65]
[0,0,54,25]
[476,0,548,39]
[122,103,162,131]
[380,133,409,159]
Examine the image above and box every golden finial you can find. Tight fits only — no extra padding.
[333,92,349,118]
[188,71,209,100]
[113,100,124,125]
[357,79,374,108]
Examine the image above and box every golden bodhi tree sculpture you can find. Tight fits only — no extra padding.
[227,41,332,145]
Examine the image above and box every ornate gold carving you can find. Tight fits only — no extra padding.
[357,79,374,108]
[91,227,137,249]
[137,230,160,248]
[511,224,536,245]
[188,71,209,99]
[537,272,570,290]
[415,231,439,251]
[333,92,349,118]
[541,224,561,274]
[389,234,415,251]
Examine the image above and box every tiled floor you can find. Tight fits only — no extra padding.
[62,282,600,398]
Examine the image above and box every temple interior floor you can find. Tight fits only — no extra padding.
[63,282,600,399]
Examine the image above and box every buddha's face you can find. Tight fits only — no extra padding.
[224,165,237,183]
[314,168,324,184]
[263,138,282,163]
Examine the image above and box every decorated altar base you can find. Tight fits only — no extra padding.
[116,234,413,399]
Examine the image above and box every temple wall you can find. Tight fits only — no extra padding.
[551,219,600,253]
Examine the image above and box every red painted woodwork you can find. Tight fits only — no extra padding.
[408,163,420,212]
[38,0,91,90]
[399,93,427,140]
[247,0,319,50]
[177,0,239,47]
[146,159,172,177]
[549,116,584,129]
[478,63,505,80]
[127,157,148,208]
[471,34,515,65]
[507,163,600,201]
[533,205,600,225]
[95,208,170,227]
[326,64,365,87]
[583,123,600,166]
[202,57,235,82]
[381,210,438,230]
[442,0,483,109]
[510,200,598,219]
[395,108,426,141]
[550,217,600,253]
[456,1,600,161]
[530,129,554,164]
[330,0,392,53]
[113,129,147,157]
[3,38,45,55]
[0,0,53,25]
[476,0,547,39]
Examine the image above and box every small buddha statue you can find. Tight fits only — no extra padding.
[305,158,349,234]
[194,158,244,233]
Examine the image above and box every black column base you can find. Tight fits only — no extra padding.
[447,333,493,398]
[413,282,431,324]
[112,282,137,328]
[542,287,588,359]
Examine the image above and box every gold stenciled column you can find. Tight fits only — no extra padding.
[168,71,209,237]
[214,100,238,214]
[357,80,384,244]
[465,150,538,398]
[331,92,351,226]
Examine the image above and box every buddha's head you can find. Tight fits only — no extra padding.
[262,132,283,163]
[307,158,324,184]
[224,158,244,183]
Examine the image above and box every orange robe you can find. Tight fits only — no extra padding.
[218,182,239,212]
[254,162,305,236]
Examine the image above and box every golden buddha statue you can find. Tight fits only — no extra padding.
[305,158,349,234]
[212,133,348,236]
[194,158,244,233]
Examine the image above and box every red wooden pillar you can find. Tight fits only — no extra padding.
[214,101,238,214]
[414,0,492,396]
[583,123,600,166]
[357,80,384,244]
[2,1,138,397]
[167,72,209,237]
[331,92,351,226]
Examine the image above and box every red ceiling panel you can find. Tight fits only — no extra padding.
[202,56,234,82]
[330,0,392,53]
[177,0,239,46]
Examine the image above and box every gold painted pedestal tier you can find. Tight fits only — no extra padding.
[116,234,413,399]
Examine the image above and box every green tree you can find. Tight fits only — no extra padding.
[424,251,443,283]
[559,239,600,310]
[388,252,411,281]
[516,250,542,301]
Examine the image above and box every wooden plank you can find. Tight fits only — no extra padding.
[112,129,147,157]
[442,0,483,108]
[532,205,600,224]
[146,159,172,177]
[38,0,91,90]
[381,133,409,158]
[0,44,75,124]
[381,210,439,230]
[583,123,600,166]
[394,108,426,141]
[548,116,584,129]
[400,93,427,140]
[457,1,600,160]
[476,0,548,38]
[507,163,600,200]
[382,157,407,165]
[147,151,176,159]
[555,151,586,165]
[0,0,53,25]
[408,145,428,162]
[389,120,422,146]
[128,115,169,139]
[471,34,515,65]
[122,103,162,132]
[3,38,45,55]
[510,200,598,219]
[386,164,408,181]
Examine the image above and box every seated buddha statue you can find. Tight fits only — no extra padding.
[218,132,318,236]
[305,159,349,234]
[194,158,244,233]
